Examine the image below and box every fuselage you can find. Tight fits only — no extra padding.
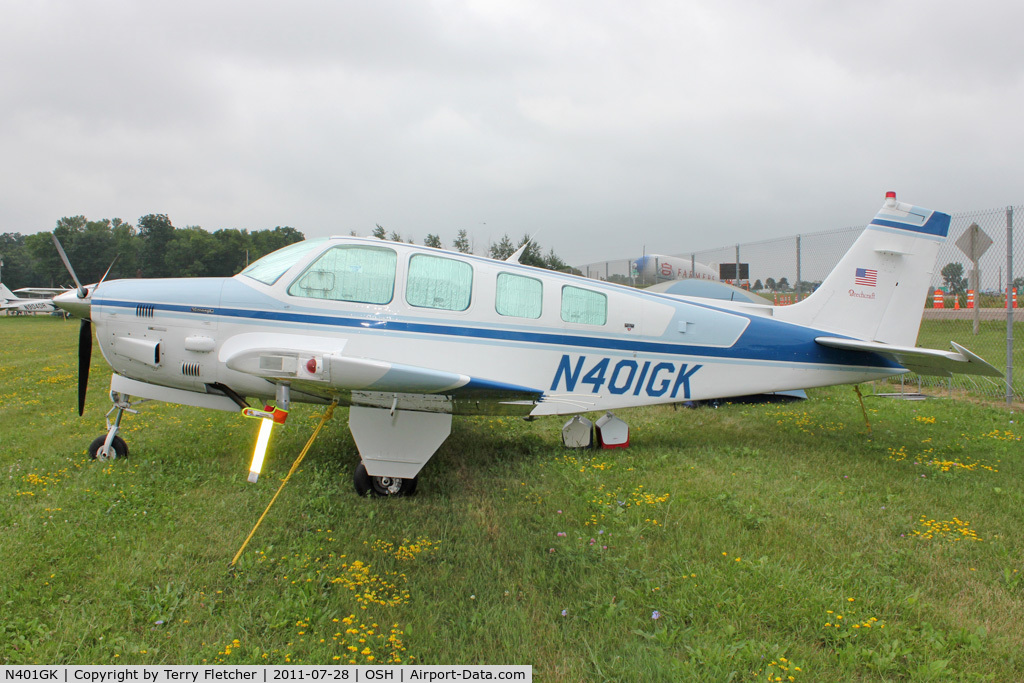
[2,299,57,314]
[88,237,903,416]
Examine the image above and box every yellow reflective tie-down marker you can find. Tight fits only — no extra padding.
[248,417,275,483]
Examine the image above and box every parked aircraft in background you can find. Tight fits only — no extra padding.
[53,192,1000,497]
[1,283,62,315]
[632,254,719,282]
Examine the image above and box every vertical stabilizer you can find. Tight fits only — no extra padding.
[774,193,949,346]
[0,283,16,302]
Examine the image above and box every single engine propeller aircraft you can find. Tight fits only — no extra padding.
[53,193,1000,496]
[1,282,62,315]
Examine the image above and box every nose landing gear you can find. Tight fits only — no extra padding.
[88,391,137,460]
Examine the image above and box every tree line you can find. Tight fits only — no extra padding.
[0,216,578,290]
[370,225,579,274]
[0,215,304,290]
[750,278,819,294]
[940,261,1024,295]
[748,263,1024,297]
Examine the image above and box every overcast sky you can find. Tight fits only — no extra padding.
[2,0,1023,264]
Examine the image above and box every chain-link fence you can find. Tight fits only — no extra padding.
[577,205,1023,404]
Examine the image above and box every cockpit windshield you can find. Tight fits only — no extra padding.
[238,238,329,285]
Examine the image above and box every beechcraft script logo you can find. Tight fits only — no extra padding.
[855,267,877,287]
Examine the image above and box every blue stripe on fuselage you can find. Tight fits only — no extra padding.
[93,296,901,371]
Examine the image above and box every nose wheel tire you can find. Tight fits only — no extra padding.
[88,435,129,461]
[353,463,417,497]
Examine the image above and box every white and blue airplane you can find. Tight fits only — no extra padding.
[53,192,1000,496]
[1,283,62,315]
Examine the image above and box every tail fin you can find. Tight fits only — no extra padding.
[774,193,949,346]
[0,282,16,302]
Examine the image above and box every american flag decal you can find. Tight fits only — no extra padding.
[855,267,877,287]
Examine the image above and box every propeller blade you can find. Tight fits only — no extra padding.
[50,234,87,298]
[78,319,92,416]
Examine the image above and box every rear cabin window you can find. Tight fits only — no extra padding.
[495,272,542,319]
[406,254,473,311]
[287,245,397,304]
[561,285,607,325]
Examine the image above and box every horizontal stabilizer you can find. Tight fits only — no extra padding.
[815,337,1003,378]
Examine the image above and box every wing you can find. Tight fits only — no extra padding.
[221,336,544,415]
[815,337,1002,378]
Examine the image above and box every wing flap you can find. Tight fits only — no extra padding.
[815,337,1002,378]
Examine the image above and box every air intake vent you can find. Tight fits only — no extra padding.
[136,304,155,318]
[182,362,201,378]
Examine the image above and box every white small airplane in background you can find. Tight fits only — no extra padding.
[632,254,719,282]
[52,192,1000,497]
[1,283,62,315]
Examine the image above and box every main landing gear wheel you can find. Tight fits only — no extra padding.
[353,463,417,497]
[88,435,129,461]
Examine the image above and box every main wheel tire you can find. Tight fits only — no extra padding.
[353,463,418,497]
[88,435,129,461]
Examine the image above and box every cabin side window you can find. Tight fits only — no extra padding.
[495,272,542,319]
[406,254,473,311]
[287,245,397,304]
[561,285,607,325]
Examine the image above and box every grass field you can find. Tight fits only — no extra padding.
[2,317,1023,680]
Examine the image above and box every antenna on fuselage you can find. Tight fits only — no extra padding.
[506,230,542,264]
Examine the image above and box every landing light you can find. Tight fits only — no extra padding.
[249,418,274,483]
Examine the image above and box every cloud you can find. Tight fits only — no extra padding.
[1,0,1023,264]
